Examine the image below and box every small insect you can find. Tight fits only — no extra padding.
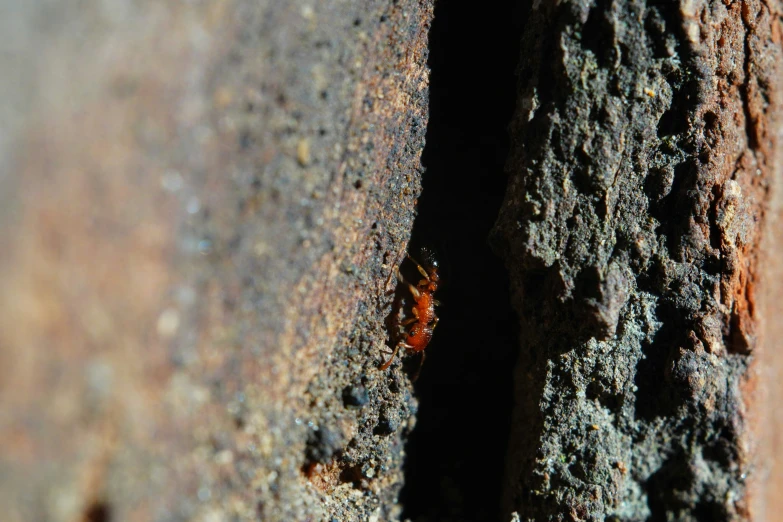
[380,247,440,371]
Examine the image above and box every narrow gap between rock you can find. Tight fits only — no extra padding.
[399,2,527,520]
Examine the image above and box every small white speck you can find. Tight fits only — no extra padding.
[724,179,742,198]
[86,361,113,396]
[186,196,201,214]
[157,308,180,337]
[198,239,212,253]
[681,0,697,17]
[176,286,196,306]
[161,170,183,192]
[686,21,700,43]
[216,450,234,465]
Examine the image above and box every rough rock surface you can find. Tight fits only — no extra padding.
[5,0,783,520]
[0,1,432,521]
[493,1,782,520]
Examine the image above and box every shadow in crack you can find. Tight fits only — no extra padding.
[398,1,527,520]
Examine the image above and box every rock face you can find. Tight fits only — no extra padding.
[492,1,782,520]
[4,1,783,521]
[0,1,432,521]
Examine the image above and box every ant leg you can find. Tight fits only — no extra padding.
[412,350,426,382]
[395,266,421,299]
[399,310,418,329]
[431,316,439,330]
[433,299,441,307]
[384,268,397,290]
[384,243,408,290]
[379,341,412,370]
[406,254,430,280]
[379,343,402,370]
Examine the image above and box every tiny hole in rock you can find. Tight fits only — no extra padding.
[82,501,112,522]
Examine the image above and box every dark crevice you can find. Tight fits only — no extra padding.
[645,453,696,521]
[652,1,698,142]
[657,77,697,138]
[727,310,752,354]
[582,0,614,69]
[397,1,525,520]
[740,6,760,151]
[82,501,112,522]
[645,6,672,60]
[693,501,729,522]
[651,160,698,259]
[647,2,686,60]
[633,301,685,421]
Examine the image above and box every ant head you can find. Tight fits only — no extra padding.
[418,246,439,270]
[417,246,440,290]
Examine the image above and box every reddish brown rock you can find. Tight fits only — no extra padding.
[0,1,433,520]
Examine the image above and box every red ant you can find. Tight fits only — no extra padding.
[380,247,440,371]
